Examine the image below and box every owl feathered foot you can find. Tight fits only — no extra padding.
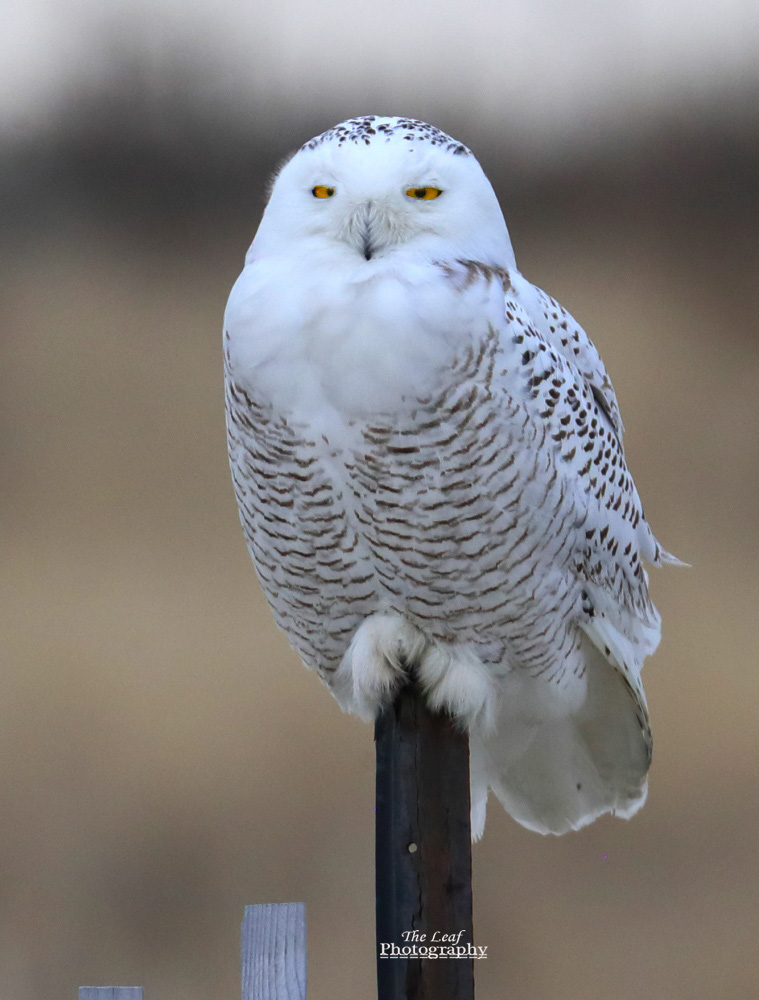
[331,612,424,721]
[331,612,497,731]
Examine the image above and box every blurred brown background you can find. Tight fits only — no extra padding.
[1,3,758,998]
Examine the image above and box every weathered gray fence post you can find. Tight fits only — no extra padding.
[375,682,475,1000]
[79,990,143,999]
[242,902,307,1000]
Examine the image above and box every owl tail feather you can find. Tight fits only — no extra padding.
[469,636,650,837]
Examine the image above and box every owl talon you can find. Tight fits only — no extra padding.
[331,612,426,721]
[417,644,498,732]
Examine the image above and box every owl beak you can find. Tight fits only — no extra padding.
[361,219,374,260]
[358,201,377,260]
[342,200,386,260]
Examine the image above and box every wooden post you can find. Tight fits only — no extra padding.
[375,682,475,1000]
[79,991,143,999]
[242,902,307,1000]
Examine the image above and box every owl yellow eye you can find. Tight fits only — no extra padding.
[405,186,443,200]
[312,185,335,198]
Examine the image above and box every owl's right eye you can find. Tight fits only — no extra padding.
[312,185,335,198]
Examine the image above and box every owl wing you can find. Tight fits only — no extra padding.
[448,263,663,832]
[490,266,665,662]
[508,270,625,443]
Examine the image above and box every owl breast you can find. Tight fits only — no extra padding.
[225,315,585,688]
[223,252,504,420]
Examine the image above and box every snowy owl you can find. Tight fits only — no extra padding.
[224,116,676,837]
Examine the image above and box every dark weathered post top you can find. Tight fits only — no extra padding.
[375,679,475,1000]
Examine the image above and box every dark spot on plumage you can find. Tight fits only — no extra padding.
[303,116,473,155]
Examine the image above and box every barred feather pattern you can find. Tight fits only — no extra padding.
[225,262,659,726]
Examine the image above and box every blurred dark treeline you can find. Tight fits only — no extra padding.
[2,57,759,247]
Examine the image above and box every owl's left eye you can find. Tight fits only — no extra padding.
[405,187,443,200]
[312,185,335,198]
